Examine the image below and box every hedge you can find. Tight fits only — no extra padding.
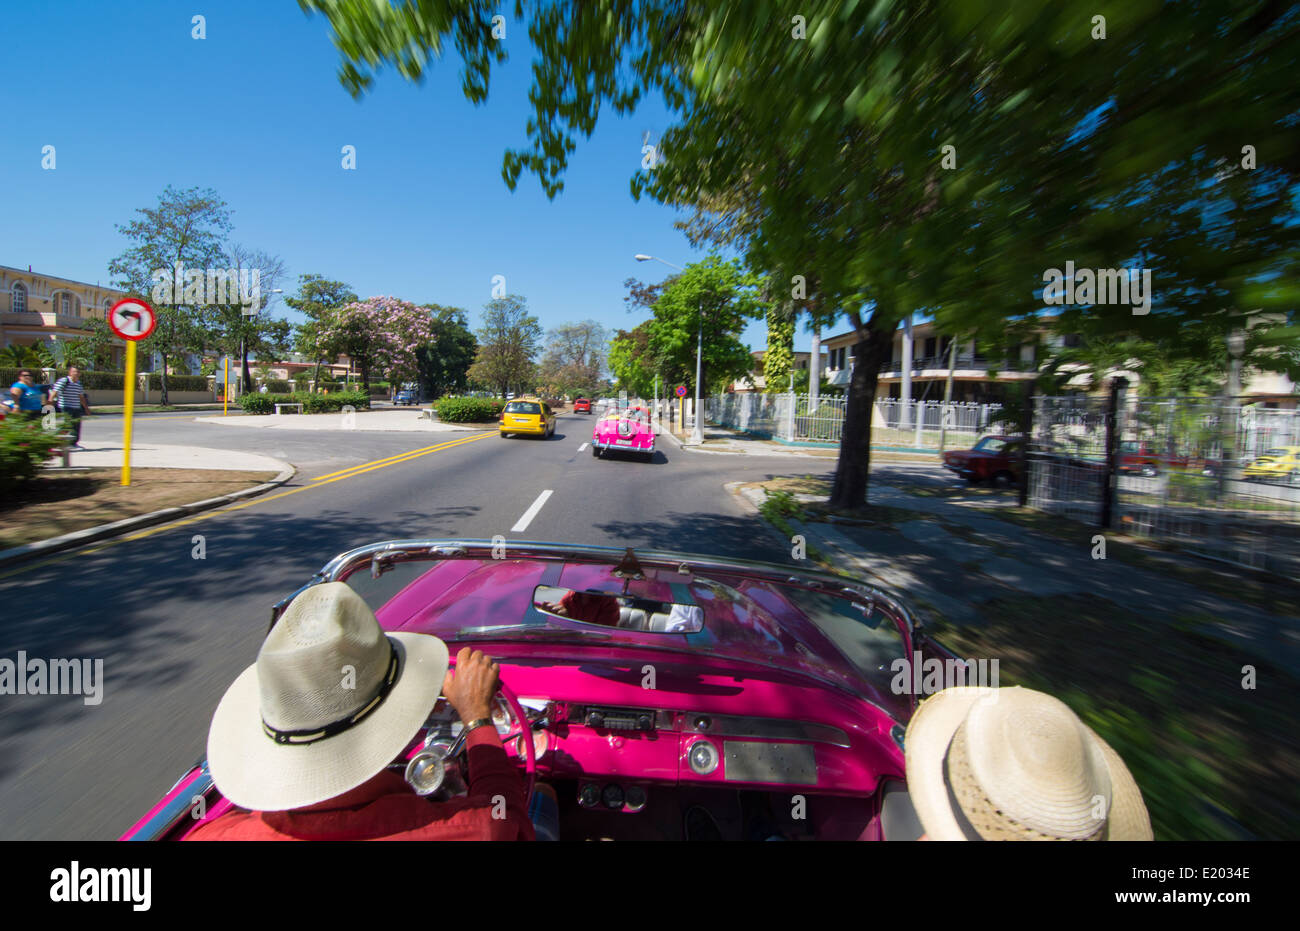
[1,368,210,392]
[266,379,291,393]
[238,391,371,415]
[435,396,505,423]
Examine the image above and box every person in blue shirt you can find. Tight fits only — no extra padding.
[9,369,46,420]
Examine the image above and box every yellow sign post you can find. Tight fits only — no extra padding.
[106,298,156,488]
[121,340,138,486]
[223,356,229,416]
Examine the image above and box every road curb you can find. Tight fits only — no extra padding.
[0,462,297,568]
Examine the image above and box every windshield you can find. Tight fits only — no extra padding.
[505,401,541,414]
[973,437,1007,453]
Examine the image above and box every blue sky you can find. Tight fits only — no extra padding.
[0,1,826,355]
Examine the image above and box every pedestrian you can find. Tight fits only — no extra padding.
[259,383,269,394]
[49,365,90,447]
[8,368,46,421]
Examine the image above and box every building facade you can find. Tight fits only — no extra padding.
[1,264,128,368]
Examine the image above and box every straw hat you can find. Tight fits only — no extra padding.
[904,686,1153,840]
[206,582,448,811]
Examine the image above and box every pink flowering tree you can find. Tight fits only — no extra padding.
[320,296,437,391]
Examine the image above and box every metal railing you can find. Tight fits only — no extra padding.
[705,394,1003,447]
[1028,395,1300,574]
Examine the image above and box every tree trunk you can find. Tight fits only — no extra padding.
[829,323,893,511]
[313,358,324,394]
[241,346,252,394]
[159,351,170,407]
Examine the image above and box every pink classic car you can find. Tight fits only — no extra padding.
[592,405,655,461]
[121,540,961,842]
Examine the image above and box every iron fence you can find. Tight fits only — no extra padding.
[705,394,1001,447]
[1028,395,1300,574]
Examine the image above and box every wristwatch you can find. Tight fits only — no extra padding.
[462,717,494,735]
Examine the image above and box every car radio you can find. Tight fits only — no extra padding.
[573,705,662,732]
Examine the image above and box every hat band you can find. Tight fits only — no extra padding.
[261,643,401,746]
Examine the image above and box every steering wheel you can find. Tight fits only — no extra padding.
[431,661,536,812]
[495,675,538,812]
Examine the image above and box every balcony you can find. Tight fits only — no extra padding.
[1,311,88,330]
[878,355,1038,374]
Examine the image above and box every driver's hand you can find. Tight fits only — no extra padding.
[442,647,499,724]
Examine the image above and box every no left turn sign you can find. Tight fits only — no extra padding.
[108,298,156,341]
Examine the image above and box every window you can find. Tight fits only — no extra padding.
[12,283,26,312]
[505,401,541,414]
[58,292,70,315]
[1063,334,1082,348]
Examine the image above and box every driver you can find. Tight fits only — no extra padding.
[185,582,534,840]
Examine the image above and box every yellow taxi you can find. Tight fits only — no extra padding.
[1242,445,1300,484]
[499,398,556,439]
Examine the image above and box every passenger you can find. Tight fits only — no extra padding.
[186,582,534,840]
[901,685,1152,840]
[541,589,620,627]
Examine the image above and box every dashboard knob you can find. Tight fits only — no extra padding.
[586,711,604,729]
[637,714,653,731]
[693,715,711,731]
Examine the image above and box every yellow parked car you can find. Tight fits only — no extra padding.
[499,398,556,439]
[1242,446,1300,484]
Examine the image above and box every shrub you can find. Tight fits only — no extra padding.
[0,416,66,494]
[266,379,291,393]
[238,391,371,415]
[435,396,504,422]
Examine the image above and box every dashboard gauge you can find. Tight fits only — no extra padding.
[688,740,720,776]
[624,785,647,812]
[492,695,514,735]
[515,729,549,759]
[579,783,601,808]
[601,783,625,810]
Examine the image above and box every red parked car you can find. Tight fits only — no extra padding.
[942,435,1024,487]
[572,398,592,414]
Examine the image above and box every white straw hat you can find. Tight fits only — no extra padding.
[904,686,1153,840]
[206,582,448,811]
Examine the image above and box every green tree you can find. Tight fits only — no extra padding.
[416,304,477,398]
[303,0,1300,509]
[638,257,765,397]
[285,274,359,392]
[467,295,542,399]
[607,322,657,399]
[108,185,231,404]
[199,245,290,393]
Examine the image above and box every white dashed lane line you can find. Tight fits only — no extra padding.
[578,442,589,451]
[511,489,553,533]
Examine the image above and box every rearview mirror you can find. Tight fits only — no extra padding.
[532,585,703,633]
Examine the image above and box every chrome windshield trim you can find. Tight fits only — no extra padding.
[123,764,213,841]
[314,539,919,640]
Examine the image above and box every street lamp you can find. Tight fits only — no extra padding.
[635,254,704,444]
[240,288,283,392]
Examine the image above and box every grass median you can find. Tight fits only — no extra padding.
[0,468,279,549]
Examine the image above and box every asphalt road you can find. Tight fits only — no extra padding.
[0,409,910,840]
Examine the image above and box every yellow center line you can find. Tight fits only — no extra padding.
[311,435,484,480]
[0,430,494,577]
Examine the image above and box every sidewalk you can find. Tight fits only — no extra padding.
[48,442,288,472]
[734,479,1300,674]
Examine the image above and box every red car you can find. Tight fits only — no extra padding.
[942,435,1024,487]
[572,398,592,414]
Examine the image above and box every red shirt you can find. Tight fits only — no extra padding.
[185,728,534,841]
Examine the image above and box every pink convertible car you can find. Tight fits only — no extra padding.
[122,540,960,841]
[592,405,655,461]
